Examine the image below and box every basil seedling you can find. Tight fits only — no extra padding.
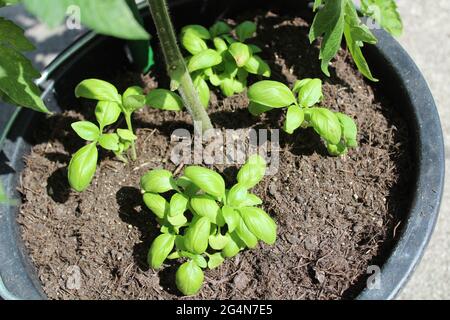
[179,21,271,106]
[142,154,277,296]
[68,79,146,192]
[247,79,358,156]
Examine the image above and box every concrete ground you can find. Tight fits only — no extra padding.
[1,0,448,299]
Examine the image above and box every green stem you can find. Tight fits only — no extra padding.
[125,113,137,161]
[147,0,213,133]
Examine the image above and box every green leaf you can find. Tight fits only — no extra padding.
[227,183,248,207]
[361,0,403,37]
[313,0,323,11]
[297,78,323,107]
[228,43,252,67]
[244,55,271,77]
[221,233,242,258]
[143,192,169,219]
[237,154,267,189]
[95,101,121,129]
[148,233,175,269]
[327,141,348,156]
[236,21,256,42]
[248,101,273,117]
[184,216,211,255]
[207,252,224,269]
[209,21,231,37]
[122,94,146,112]
[184,166,225,199]
[222,34,237,45]
[239,207,277,245]
[292,78,313,94]
[309,0,345,76]
[181,31,208,55]
[68,143,98,192]
[209,233,229,251]
[22,0,149,40]
[310,108,342,145]
[240,193,263,207]
[343,1,378,82]
[181,25,211,39]
[71,121,100,141]
[98,133,120,151]
[176,260,204,296]
[140,169,175,193]
[190,195,221,224]
[193,74,210,108]
[176,176,200,198]
[248,44,262,54]
[336,113,358,147]
[0,17,34,51]
[213,37,228,53]
[235,217,258,248]
[283,104,305,134]
[188,49,223,73]
[221,206,240,233]
[219,78,235,97]
[123,86,143,99]
[167,213,188,227]
[75,79,121,103]
[146,89,184,111]
[169,193,189,217]
[192,255,208,269]
[0,42,48,113]
[117,128,137,142]
[248,81,296,108]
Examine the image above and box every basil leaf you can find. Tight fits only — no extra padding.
[169,193,189,217]
[237,154,267,189]
[309,108,342,145]
[209,233,229,250]
[181,25,211,39]
[188,49,223,73]
[181,31,208,55]
[176,260,204,296]
[336,113,358,147]
[117,129,137,142]
[213,37,228,53]
[221,206,241,233]
[248,101,273,117]
[140,169,175,193]
[283,104,305,134]
[235,217,258,248]
[361,0,403,37]
[95,101,121,129]
[248,81,296,108]
[68,143,98,192]
[71,121,100,141]
[228,43,252,67]
[146,89,184,111]
[221,233,243,258]
[184,216,211,255]
[240,193,263,207]
[227,183,248,207]
[75,79,121,103]
[148,233,175,269]
[98,133,120,151]
[209,21,231,37]
[190,195,220,224]
[122,94,146,112]
[143,192,169,219]
[298,78,323,107]
[236,21,256,42]
[193,74,210,108]
[184,166,226,199]
[244,55,271,77]
[207,252,225,269]
[239,207,277,245]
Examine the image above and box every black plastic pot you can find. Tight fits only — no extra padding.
[0,0,444,300]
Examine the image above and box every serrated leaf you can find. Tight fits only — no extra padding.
[143,192,169,219]
[248,81,296,108]
[75,79,121,103]
[237,154,267,189]
[239,207,277,245]
[184,166,225,199]
[146,89,184,111]
[188,49,222,73]
[310,108,342,145]
[283,104,304,134]
[148,233,175,269]
[236,21,256,42]
[309,0,345,76]
[71,121,100,141]
[22,0,149,40]
[98,133,120,151]
[361,0,403,37]
[68,143,98,192]
[95,101,121,129]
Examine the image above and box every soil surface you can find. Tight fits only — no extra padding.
[17,10,413,300]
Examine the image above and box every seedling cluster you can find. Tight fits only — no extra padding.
[247,79,358,156]
[142,155,276,295]
[180,21,271,106]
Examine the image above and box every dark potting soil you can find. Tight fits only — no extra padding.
[17,11,413,300]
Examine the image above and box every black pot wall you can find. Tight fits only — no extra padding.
[0,0,444,300]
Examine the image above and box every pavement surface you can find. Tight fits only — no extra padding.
[1,0,449,299]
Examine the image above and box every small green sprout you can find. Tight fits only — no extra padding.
[247,79,358,156]
[142,155,277,296]
[179,21,271,107]
[68,79,145,192]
